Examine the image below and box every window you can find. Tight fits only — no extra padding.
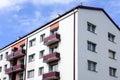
[0,54,3,60]
[5,52,8,58]
[109,67,117,77]
[39,50,44,58]
[18,73,23,80]
[109,50,116,59]
[3,77,6,80]
[40,34,45,42]
[0,67,1,72]
[108,33,115,42]
[87,41,96,52]
[28,70,34,78]
[49,64,58,72]
[19,59,24,64]
[39,67,44,75]
[28,54,35,62]
[87,22,96,33]
[29,38,36,47]
[49,46,58,53]
[20,44,25,49]
[51,27,58,35]
[88,60,97,71]
[4,65,7,70]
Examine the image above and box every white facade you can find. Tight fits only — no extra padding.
[78,9,120,80]
[0,5,120,80]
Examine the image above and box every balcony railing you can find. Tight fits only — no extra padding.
[6,49,26,61]
[5,67,13,74]
[43,52,60,63]
[13,64,24,72]
[43,71,60,80]
[44,33,60,46]
[14,49,26,58]
[7,53,14,61]
[5,64,24,74]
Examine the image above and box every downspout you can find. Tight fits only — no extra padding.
[24,38,28,80]
[73,8,76,80]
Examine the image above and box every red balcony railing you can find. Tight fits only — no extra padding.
[7,53,14,61]
[14,49,26,58]
[43,52,60,63]
[6,49,26,61]
[43,71,60,80]
[13,64,24,72]
[44,33,60,46]
[5,67,13,74]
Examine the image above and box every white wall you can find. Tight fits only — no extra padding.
[78,9,120,80]
[26,11,76,80]
[0,48,11,80]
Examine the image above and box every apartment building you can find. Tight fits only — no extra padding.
[0,5,120,80]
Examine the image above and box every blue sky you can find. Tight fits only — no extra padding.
[0,0,120,49]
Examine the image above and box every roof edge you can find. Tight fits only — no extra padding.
[0,5,120,51]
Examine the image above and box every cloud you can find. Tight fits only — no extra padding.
[0,0,27,13]
[0,0,90,11]
[30,0,75,5]
[9,10,44,35]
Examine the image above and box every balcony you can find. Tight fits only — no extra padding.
[43,52,60,63]
[7,53,14,61]
[13,64,24,72]
[13,49,26,58]
[5,67,13,74]
[6,49,26,61]
[44,33,60,46]
[43,71,60,80]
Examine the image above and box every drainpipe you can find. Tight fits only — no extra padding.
[24,38,28,80]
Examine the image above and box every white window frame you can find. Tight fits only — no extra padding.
[39,67,44,75]
[87,41,96,52]
[29,38,36,47]
[28,70,34,78]
[88,60,97,72]
[28,54,35,62]
[87,22,96,33]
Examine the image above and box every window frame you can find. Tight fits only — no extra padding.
[108,33,115,42]
[38,67,44,76]
[88,60,97,72]
[29,38,36,47]
[39,50,44,59]
[0,67,2,72]
[87,41,96,52]
[49,63,58,72]
[28,54,35,62]
[109,67,117,77]
[0,54,3,60]
[18,73,23,80]
[5,52,8,58]
[87,22,96,33]
[108,50,116,59]
[50,27,59,35]
[4,64,7,70]
[28,69,34,78]
[40,33,45,42]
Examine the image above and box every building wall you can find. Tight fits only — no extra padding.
[0,48,11,80]
[0,6,120,80]
[25,11,76,80]
[78,9,120,80]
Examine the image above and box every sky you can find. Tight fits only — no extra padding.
[0,0,120,49]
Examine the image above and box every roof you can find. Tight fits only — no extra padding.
[0,5,120,51]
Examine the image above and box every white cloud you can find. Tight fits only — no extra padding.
[30,0,74,5]
[108,0,120,7]
[0,0,27,12]
[10,10,44,34]
[0,0,90,11]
